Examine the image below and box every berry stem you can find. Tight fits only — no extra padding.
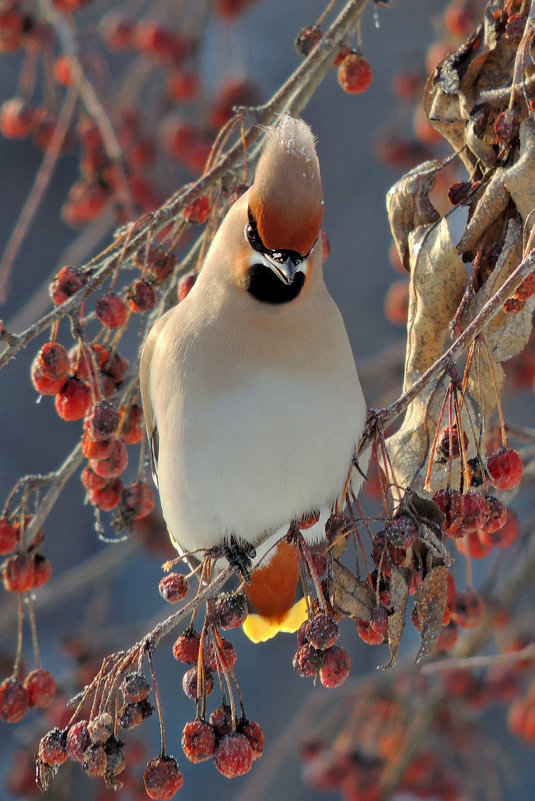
[27,592,42,669]
[147,648,166,756]
[13,593,25,679]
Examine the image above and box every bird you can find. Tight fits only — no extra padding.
[139,114,367,642]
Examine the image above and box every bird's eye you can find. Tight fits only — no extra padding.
[245,223,259,250]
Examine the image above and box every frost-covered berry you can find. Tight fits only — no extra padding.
[319,646,350,688]
[159,572,189,603]
[486,447,524,490]
[303,614,339,651]
[337,51,373,94]
[0,678,29,722]
[181,719,217,762]
[214,591,248,629]
[172,629,200,664]
[214,733,253,778]
[121,672,151,703]
[38,728,68,766]
[144,755,184,799]
[24,668,56,708]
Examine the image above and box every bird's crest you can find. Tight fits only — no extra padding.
[248,116,324,256]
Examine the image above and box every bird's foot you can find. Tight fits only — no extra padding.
[219,537,256,584]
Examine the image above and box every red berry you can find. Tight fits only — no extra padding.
[159,572,189,603]
[436,424,468,460]
[31,342,70,395]
[177,271,197,301]
[304,614,339,650]
[126,279,157,312]
[369,605,389,636]
[119,403,144,444]
[319,646,350,688]
[356,618,385,645]
[183,195,210,224]
[451,588,485,628]
[478,495,507,541]
[214,733,253,778]
[214,592,248,629]
[84,401,119,441]
[38,728,68,766]
[494,109,520,143]
[173,629,200,664]
[433,488,464,537]
[32,554,52,588]
[88,477,123,511]
[487,447,524,490]
[55,377,91,421]
[436,619,458,651]
[90,439,128,479]
[96,292,128,329]
[66,720,91,762]
[81,465,108,491]
[3,552,35,592]
[238,718,264,761]
[0,678,30,722]
[491,508,519,547]
[135,246,176,284]
[104,350,129,384]
[24,668,57,709]
[0,7,24,53]
[337,51,373,94]
[514,272,535,301]
[0,516,17,555]
[444,3,475,36]
[50,265,87,304]
[144,755,184,799]
[460,491,491,533]
[204,637,237,671]
[503,297,525,314]
[166,70,200,101]
[181,719,217,763]
[120,480,155,521]
[1,97,34,138]
[456,529,492,559]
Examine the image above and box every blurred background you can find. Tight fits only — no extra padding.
[1,1,534,799]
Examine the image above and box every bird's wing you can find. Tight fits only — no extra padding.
[139,320,161,487]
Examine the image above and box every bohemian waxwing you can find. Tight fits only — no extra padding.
[139,115,367,641]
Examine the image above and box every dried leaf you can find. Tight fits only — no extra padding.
[329,558,375,621]
[387,219,467,489]
[414,565,448,662]
[386,160,442,271]
[503,119,535,226]
[457,167,510,252]
[381,566,411,670]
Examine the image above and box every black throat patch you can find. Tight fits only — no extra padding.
[244,263,305,305]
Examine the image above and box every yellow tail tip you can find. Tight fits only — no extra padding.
[242,597,308,643]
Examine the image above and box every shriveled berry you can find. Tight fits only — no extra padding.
[436,425,468,460]
[214,592,248,629]
[38,728,68,766]
[177,271,196,301]
[136,247,176,284]
[120,480,154,521]
[31,342,70,395]
[55,377,91,421]
[66,720,91,762]
[369,605,389,636]
[127,279,157,312]
[182,719,217,762]
[50,265,87,304]
[85,401,119,441]
[144,755,184,799]
[82,433,114,460]
[3,553,35,592]
[24,668,56,708]
[295,25,323,57]
[238,718,264,761]
[311,551,327,576]
[209,704,233,737]
[337,51,373,94]
[319,646,350,688]
[503,297,525,314]
[204,638,237,671]
[0,516,17,555]
[325,513,351,542]
[479,495,507,540]
[104,735,126,775]
[103,350,129,384]
[433,488,464,537]
[172,629,200,663]
[494,109,519,143]
[304,614,339,650]
[486,447,524,490]
[159,572,189,603]
[451,588,485,628]
[386,514,418,548]
[182,667,213,700]
[0,678,30,722]
[292,643,325,677]
[505,13,527,42]
[118,699,153,729]
[82,465,108,491]
[214,733,253,778]
[90,439,128,479]
[514,272,535,301]
[82,744,107,776]
[121,672,151,703]
[87,711,113,745]
[96,292,128,328]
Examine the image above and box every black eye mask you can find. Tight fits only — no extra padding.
[245,208,313,268]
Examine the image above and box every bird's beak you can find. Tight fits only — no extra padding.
[271,256,297,285]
